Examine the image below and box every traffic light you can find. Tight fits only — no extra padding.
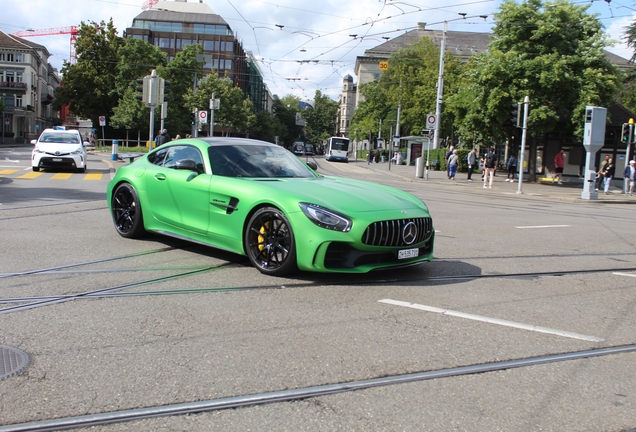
[163,80,170,102]
[510,103,521,128]
[621,123,630,143]
[135,78,144,102]
[190,112,196,125]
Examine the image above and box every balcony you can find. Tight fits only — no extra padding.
[0,81,27,91]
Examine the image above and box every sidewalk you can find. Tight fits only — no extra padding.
[350,159,635,204]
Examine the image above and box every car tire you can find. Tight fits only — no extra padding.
[32,167,39,172]
[111,183,146,239]
[245,206,297,276]
[77,166,86,173]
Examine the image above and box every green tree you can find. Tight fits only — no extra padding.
[54,19,123,127]
[303,90,338,145]
[448,0,619,147]
[111,38,167,140]
[351,37,462,143]
[273,95,304,148]
[158,44,203,135]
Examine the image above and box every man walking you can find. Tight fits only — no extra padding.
[483,147,497,189]
[595,155,610,192]
[466,148,476,181]
[553,149,565,185]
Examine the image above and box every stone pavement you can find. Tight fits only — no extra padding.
[347,158,636,204]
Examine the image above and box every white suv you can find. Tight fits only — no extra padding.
[31,128,87,173]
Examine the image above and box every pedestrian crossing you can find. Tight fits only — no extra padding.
[0,169,106,180]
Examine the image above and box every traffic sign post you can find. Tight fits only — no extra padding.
[426,114,437,130]
[99,116,106,145]
[199,110,208,124]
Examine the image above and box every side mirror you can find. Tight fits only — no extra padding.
[175,158,201,173]
[306,160,318,171]
[31,139,37,145]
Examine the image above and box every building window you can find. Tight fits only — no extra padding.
[6,53,14,62]
[203,40,220,51]
[15,95,22,108]
[15,72,23,83]
[15,53,23,62]
[223,41,233,52]
[224,60,232,70]
[159,38,173,49]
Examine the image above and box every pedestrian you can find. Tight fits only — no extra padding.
[445,145,455,179]
[448,150,459,180]
[156,129,170,146]
[480,153,486,180]
[483,147,498,188]
[506,153,518,182]
[601,157,615,194]
[368,150,373,165]
[466,148,476,181]
[595,155,610,192]
[623,159,636,196]
[553,149,565,185]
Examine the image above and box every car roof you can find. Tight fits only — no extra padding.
[193,137,280,148]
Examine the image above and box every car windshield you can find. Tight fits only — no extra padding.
[209,145,315,178]
[39,133,80,144]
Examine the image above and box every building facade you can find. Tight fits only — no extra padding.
[335,75,357,137]
[124,0,271,112]
[0,30,61,143]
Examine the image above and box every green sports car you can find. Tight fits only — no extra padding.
[107,137,434,276]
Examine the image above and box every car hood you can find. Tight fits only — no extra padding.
[253,175,425,213]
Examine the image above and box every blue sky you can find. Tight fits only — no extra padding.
[1,0,634,100]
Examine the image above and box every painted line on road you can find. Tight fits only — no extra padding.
[613,272,636,278]
[51,173,73,180]
[84,173,103,180]
[378,299,604,342]
[515,224,571,229]
[0,169,19,175]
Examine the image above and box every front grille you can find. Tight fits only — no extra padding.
[362,217,433,247]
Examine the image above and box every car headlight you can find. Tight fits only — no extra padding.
[299,203,352,232]
[71,147,83,155]
[33,146,44,154]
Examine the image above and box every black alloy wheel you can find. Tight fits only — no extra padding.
[245,207,297,276]
[111,183,146,238]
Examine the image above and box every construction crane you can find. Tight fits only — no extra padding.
[141,0,159,10]
[12,26,79,64]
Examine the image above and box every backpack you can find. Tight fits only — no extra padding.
[485,152,496,168]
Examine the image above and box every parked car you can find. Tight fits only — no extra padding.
[107,137,435,276]
[31,128,87,173]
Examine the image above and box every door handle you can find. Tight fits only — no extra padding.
[155,173,166,181]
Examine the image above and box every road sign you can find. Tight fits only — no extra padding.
[426,114,436,130]
[199,110,208,124]
[379,61,389,71]
[99,116,106,127]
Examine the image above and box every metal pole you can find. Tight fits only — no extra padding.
[517,95,530,194]
[426,136,431,180]
[625,121,633,195]
[210,93,215,137]
[433,21,447,150]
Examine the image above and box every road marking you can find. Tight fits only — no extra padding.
[51,173,73,180]
[515,224,570,229]
[0,169,19,175]
[84,173,103,180]
[613,272,636,278]
[17,172,43,179]
[378,299,604,342]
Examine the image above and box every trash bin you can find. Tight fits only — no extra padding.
[415,156,424,178]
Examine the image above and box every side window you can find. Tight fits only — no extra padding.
[147,147,169,166]
[164,145,204,171]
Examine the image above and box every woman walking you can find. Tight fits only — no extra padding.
[601,157,615,194]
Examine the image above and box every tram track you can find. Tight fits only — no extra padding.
[2,264,635,312]
[2,344,635,432]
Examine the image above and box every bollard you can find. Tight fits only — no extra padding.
[111,140,119,161]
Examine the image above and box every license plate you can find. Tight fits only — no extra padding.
[52,158,62,162]
[398,248,419,259]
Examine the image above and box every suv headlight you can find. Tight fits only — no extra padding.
[71,147,83,155]
[299,203,351,232]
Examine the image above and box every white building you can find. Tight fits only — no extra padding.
[0,30,61,143]
[336,74,357,138]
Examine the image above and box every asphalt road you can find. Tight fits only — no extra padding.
[1,147,635,431]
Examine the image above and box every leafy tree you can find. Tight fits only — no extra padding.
[302,90,339,145]
[111,38,167,140]
[249,110,286,143]
[54,19,123,127]
[272,95,304,148]
[351,37,462,143]
[157,44,203,136]
[448,0,619,147]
